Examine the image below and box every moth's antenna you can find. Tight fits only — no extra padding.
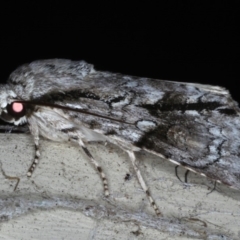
[16,101,134,125]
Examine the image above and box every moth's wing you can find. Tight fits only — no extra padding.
[8,59,240,189]
[124,81,240,189]
[67,73,240,189]
[135,107,240,189]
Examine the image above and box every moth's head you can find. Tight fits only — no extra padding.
[0,86,27,125]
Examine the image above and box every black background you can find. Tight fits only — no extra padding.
[0,2,239,103]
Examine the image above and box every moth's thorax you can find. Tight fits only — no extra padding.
[8,59,95,100]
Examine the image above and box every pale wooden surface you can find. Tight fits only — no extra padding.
[0,134,239,239]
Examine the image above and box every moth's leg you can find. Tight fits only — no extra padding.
[78,139,109,197]
[127,150,161,216]
[207,181,217,195]
[25,120,41,177]
[27,136,40,177]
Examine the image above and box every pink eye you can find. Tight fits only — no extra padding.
[12,102,24,113]
[6,102,26,118]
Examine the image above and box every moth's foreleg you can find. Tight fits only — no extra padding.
[78,139,110,197]
[127,151,161,216]
[27,136,40,177]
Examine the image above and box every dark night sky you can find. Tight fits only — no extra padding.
[0,2,239,103]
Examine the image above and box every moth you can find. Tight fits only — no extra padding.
[1,59,240,216]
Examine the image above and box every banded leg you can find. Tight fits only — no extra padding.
[127,150,161,216]
[78,139,109,197]
[27,136,40,177]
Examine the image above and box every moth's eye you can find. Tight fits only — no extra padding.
[12,102,23,112]
[7,102,26,118]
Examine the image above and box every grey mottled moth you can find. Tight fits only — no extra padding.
[1,59,240,216]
